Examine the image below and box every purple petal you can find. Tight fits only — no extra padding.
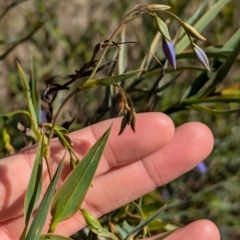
[40,109,47,123]
[196,162,208,174]
[162,37,176,69]
[162,189,171,200]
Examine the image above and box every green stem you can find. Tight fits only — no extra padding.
[47,88,80,147]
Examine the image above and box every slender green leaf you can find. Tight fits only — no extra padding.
[82,69,144,89]
[25,154,66,240]
[176,0,230,53]
[30,57,37,115]
[182,97,240,104]
[181,71,209,100]
[188,105,240,115]
[40,233,73,240]
[17,62,40,139]
[124,204,167,240]
[49,125,112,232]
[130,202,148,238]
[24,134,44,227]
[118,25,127,75]
[224,28,240,49]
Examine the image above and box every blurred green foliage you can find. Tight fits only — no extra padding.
[0,0,240,239]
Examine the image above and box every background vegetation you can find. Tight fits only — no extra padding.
[0,0,240,239]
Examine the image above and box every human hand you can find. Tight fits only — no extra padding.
[0,113,220,240]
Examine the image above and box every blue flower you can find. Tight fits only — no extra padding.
[162,189,171,200]
[40,109,47,123]
[162,37,176,69]
[196,162,208,174]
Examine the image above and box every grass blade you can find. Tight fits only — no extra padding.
[24,133,44,228]
[82,69,144,89]
[224,28,240,49]
[118,25,127,75]
[124,204,167,240]
[17,62,40,140]
[25,153,66,240]
[49,125,112,232]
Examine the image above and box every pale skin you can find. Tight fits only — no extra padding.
[0,113,220,240]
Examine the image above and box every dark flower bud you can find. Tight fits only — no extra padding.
[162,37,176,69]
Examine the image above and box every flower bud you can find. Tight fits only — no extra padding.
[182,22,206,41]
[193,43,210,71]
[146,4,171,11]
[162,37,176,69]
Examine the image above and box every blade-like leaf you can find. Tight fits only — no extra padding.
[82,69,144,89]
[49,125,112,232]
[224,28,240,49]
[24,134,44,227]
[25,154,66,240]
[181,71,209,100]
[30,57,37,114]
[40,233,73,240]
[124,204,167,240]
[118,25,127,75]
[17,62,40,140]
[188,105,240,115]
